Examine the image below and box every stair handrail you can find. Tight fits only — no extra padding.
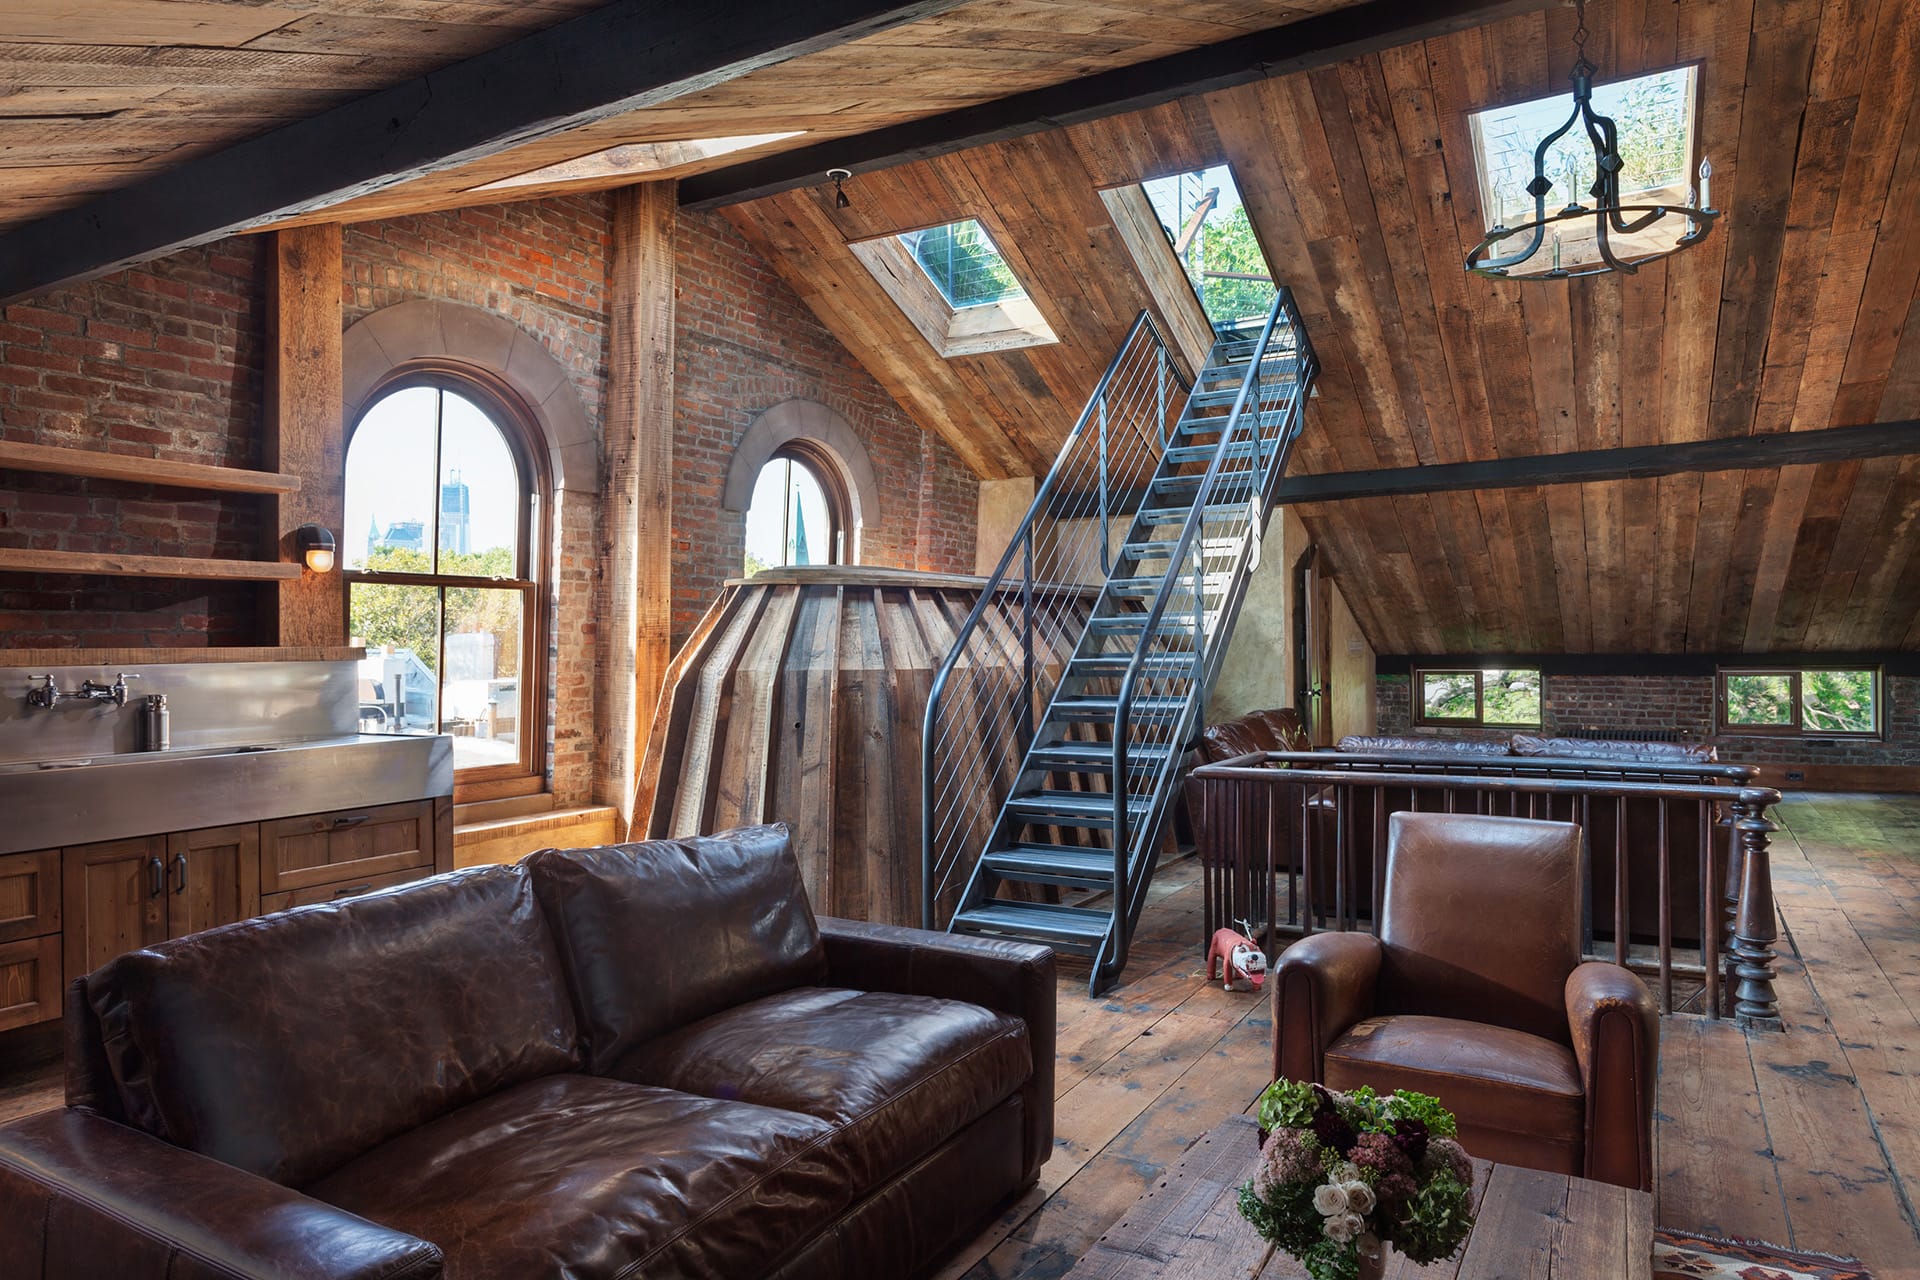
[1108,289,1316,971]
[921,309,1190,929]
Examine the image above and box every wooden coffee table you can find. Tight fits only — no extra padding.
[1065,1115,1652,1278]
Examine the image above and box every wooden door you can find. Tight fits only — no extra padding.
[165,823,260,940]
[62,835,168,980]
[1294,546,1334,747]
[0,849,60,945]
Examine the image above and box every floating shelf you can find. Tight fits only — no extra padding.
[0,548,302,581]
[0,646,365,666]
[0,440,301,495]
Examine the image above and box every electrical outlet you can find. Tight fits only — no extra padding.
[1785,770,1805,783]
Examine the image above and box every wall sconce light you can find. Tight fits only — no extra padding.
[828,168,852,210]
[296,524,337,573]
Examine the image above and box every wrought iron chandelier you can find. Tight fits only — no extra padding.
[1465,0,1719,280]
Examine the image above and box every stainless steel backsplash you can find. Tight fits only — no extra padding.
[0,661,359,764]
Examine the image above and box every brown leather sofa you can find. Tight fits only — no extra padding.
[0,823,1055,1280]
[1270,812,1658,1191]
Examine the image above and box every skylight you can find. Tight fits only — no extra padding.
[471,132,804,192]
[850,219,1056,358]
[897,220,1026,308]
[1468,66,1697,276]
[1139,165,1275,329]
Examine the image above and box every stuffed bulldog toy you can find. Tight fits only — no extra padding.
[1207,927,1267,992]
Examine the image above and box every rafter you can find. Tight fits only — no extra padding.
[0,0,964,303]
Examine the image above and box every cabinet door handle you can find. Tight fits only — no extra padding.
[148,857,164,899]
[331,883,373,899]
[172,853,188,895]
[330,815,369,830]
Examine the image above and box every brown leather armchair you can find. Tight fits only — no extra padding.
[1269,811,1659,1191]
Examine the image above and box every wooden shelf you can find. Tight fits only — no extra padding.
[0,440,301,495]
[0,548,302,581]
[0,646,364,667]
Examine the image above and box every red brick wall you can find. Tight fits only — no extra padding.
[0,241,269,646]
[343,197,612,804]
[670,209,978,647]
[1375,671,1920,765]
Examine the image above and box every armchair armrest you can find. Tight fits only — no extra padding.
[816,916,1054,1181]
[1271,932,1383,1084]
[1565,961,1659,1191]
[0,1110,442,1280]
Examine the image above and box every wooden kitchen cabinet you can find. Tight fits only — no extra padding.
[0,850,64,1031]
[261,800,436,897]
[62,835,169,981]
[165,824,260,940]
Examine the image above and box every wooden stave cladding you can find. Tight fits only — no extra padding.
[635,570,1095,927]
[724,0,1920,656]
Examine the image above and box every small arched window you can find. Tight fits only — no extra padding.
[344,375,546,783]
[743,445,846,575]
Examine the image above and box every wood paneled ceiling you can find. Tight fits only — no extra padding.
[0,0,1357,236]
[725,0,1920,655]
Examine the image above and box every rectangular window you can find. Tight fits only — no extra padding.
[1414,668,1543,728]
[1138,164,1276,330]
[849,217,1057,357]
[1719,668,1879,736]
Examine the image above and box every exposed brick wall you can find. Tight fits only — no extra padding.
[670,209,978,647]
[0,241,269,646]
[344,197,612,806]
[1375,671,1920,765]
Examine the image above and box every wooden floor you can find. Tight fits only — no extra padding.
[941,793,1920,1280]
[3,795,1917,1277]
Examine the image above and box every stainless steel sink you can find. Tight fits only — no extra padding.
[0,734,453,854]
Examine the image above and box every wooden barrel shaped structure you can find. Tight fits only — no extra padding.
[635,566,1095,927]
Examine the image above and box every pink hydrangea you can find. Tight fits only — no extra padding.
[1349,1131,1413,1179]
[1255,1127,1326,1195]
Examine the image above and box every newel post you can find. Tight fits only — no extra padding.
[1729,790,1784,1031]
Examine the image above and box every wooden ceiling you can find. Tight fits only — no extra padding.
[0,0,1356,237]
[725,0,1920,655]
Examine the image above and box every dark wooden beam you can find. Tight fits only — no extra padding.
[0,0,963,303]
[1275,422,1920,505]
[678,0,1554,210]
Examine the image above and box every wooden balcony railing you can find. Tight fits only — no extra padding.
[1190,751,1785,1030]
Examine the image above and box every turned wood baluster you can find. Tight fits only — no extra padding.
[1729,791,1784,1030]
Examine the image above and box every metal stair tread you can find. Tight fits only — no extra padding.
[982,845,1119,887]
[1026,741,1176,768]
[1052,694,1188,718]
[950,900,1113,944]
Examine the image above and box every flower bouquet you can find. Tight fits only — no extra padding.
[1237,1079,1476,1280]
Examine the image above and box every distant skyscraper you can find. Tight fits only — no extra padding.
[440,471,471,556]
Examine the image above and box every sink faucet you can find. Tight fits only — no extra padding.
[25,672,139,710]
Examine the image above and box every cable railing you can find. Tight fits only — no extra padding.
[922,311,1190,929]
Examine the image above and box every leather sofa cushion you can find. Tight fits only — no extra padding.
[1335,734,1513,756]
[1201,707,1310,760]
[528,825,828,1073]
[311,1074,850,1280]
[616,986,1032,1187]
[1509,733,1718,763]
[1324,1015,1584,1155]
[85,864,580,1186]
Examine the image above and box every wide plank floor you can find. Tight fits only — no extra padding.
[3,795,1916,1277]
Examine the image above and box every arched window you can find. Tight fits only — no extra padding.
[743,445,845,575]
[344,374,546,782]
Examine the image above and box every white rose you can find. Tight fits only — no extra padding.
[1340,1213,1366,1240]
[1333,1161,1362,1183]
[1312,1183,1350,1217]
[1344,1181,1376,1215]
[1324,1214,1356,1243]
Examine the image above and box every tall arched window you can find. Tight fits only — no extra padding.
[743,445,845,575]
[344,374,546,783]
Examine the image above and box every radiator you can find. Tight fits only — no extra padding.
[1571,726,1682,743]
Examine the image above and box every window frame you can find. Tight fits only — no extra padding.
[847,216,1058,358]
[744,442,849,573]
[342,364,553,795]
[1411,666,1544,729]
[1717,666,1882,738]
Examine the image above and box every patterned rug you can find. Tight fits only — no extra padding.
[1654,1227,1874,1279]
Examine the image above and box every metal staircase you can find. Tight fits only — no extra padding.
[921,290,1318,995]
